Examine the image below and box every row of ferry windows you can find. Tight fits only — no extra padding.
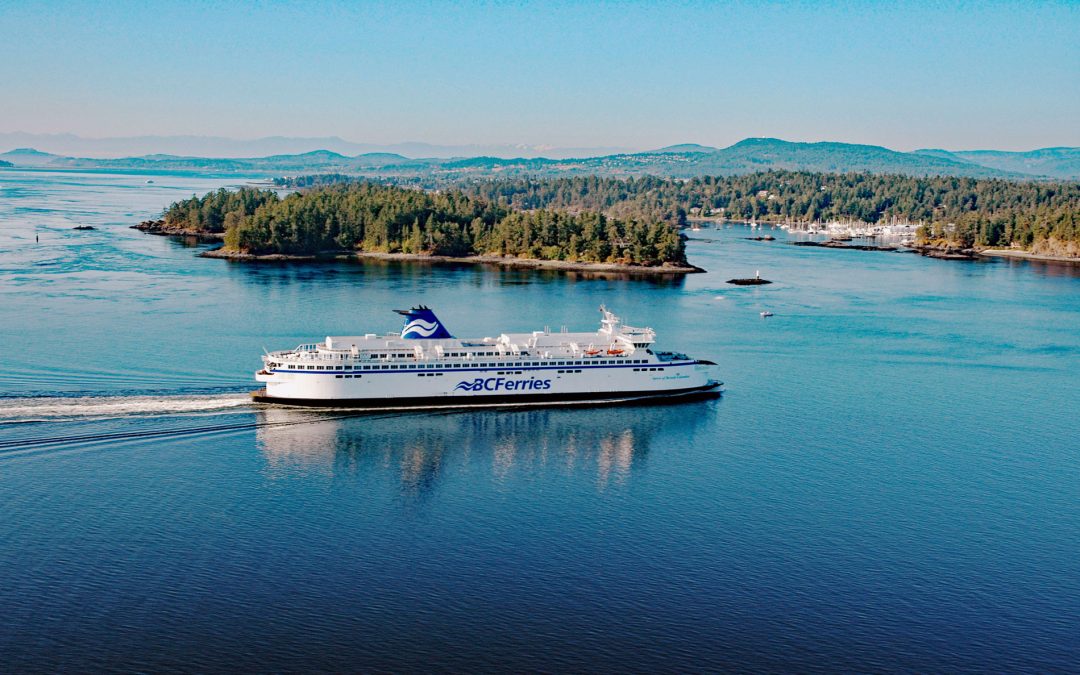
[287,359,654,371]
[366,351,496,359]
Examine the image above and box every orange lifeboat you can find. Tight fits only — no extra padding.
[585,348,601,356]
[606,347,624,355]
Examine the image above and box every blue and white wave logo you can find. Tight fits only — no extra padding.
[402,318,441,338]
[394,306,453,339]
[455,377,552,392]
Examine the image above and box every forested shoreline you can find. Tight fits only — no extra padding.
[156,172,1079,264]
[278,171,1080,255]
[157,183,688,267]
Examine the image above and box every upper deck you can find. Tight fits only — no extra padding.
[265,306,667,368]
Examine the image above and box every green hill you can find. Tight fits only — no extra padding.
[914,147,1080,180]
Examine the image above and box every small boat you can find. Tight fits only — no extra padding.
[760,311,774,318]
[145,179,154,184]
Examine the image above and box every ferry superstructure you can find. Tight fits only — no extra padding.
[254,306,721,408]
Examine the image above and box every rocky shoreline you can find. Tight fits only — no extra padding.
[132,219,225,241]
[791,240,897,252]
[977,249,1080,264]
[790,237,1079,263]
[198,247,706,275]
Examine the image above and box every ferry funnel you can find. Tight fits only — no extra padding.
[394,306,453,339]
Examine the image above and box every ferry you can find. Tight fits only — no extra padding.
[254,306,721,408]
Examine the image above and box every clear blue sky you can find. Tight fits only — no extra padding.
[1,0,1077,151]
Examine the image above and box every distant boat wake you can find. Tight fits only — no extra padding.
[0,392,254,423]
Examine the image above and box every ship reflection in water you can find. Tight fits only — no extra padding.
[256,402,714,494]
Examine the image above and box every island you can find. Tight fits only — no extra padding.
[139,170,1080,268]
[138,183,702,274]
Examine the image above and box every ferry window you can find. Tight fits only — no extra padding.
[336,375,343,378]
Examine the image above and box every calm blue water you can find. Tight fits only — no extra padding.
[2,169,1079,671]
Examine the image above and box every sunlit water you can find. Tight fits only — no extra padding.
[1,169,1078,671]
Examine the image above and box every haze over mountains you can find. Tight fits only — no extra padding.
[0,132,630,160]
[1,135,1077,181]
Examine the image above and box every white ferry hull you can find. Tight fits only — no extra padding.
[254,362,720,408]
[253,382,721,409]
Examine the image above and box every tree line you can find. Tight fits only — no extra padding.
[161,183,687,265]
[276,171,1080,250]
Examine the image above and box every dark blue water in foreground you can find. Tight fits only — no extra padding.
[1,170,1079,671]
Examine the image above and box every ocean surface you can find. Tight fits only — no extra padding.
[1,169,1078,672]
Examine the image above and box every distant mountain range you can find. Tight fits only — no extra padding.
[0,132,631,160]
[2,137,1078,180]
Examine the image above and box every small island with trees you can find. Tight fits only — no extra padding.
[136,182,697,274]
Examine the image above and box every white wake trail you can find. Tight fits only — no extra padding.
[0,393,254,422]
